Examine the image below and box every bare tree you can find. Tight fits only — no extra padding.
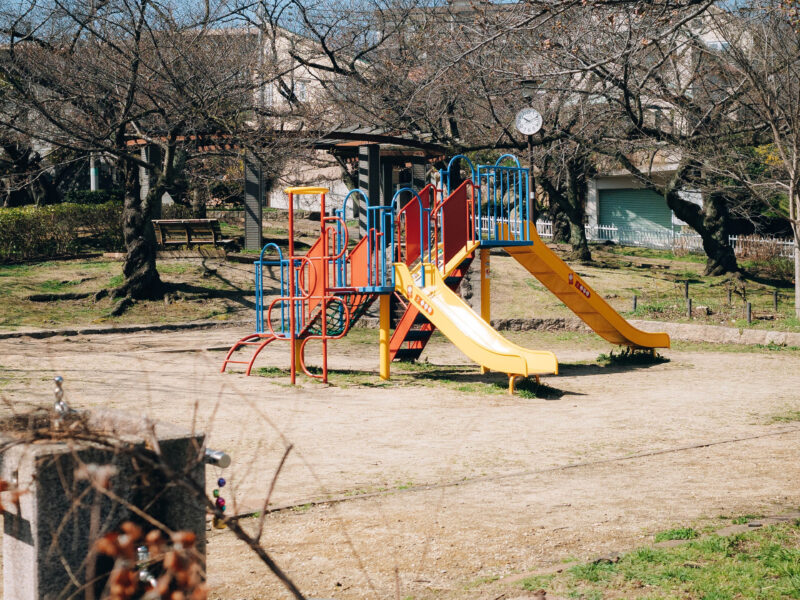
[691,1,800,314]
[0,0,314,302]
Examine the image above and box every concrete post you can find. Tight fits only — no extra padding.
[244,151,263,251]
[1,409,206,600]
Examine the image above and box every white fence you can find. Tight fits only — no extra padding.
[534,220,795,257]
[728,235,796,258]
[480,217,796,257]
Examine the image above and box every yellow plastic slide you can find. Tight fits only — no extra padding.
[502,224,670,349]
[394,262,559,377]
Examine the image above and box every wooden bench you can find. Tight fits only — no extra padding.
[152,219,234,248]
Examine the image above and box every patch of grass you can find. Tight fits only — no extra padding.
[654,527,699,542]
[754,342,800,352]
[463,575,500,589]
[768,410,800,423]
[108,274,124,288]
[158,263,193,275]
[253,361,565,399]
[629,298,675,317]
[599,244,706,264]
[519,574,555,591]
[518,521,800,600]
[254,366,288,377]
[38,279,79,292]
[0,263,35,277]
[732,514,764,525]
[291,503,313,513]
[673,339,800,355]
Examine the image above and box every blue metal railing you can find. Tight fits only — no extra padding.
[476,154,531,242]
[438,154,477,199]
[365,204,394,290]
[334,189,368,287]
[255,243,287,335]
[335,189,395,291]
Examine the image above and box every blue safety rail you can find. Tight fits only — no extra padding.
[363,203,394,291]
[335,189,394,292]
[334,189,365,287]
[254,243,288,335]
[438,154,477,199]
[476,154,531,244]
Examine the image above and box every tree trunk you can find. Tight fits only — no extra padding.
[191,189,206,218]
[698,192,738,275]
[611,156,739,276]
[548,198,571,243]
[116,160,162,300]
[564,159,591,261]
[567,218,591,261]
[794,241,799,319]
[667,188,738,276]
[538,170,591,260]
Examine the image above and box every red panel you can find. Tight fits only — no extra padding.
[304,236,325,314]
[348,237,370,288]
[442,184,468,266]
[400,186,431,266]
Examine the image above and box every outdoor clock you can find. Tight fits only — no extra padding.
[515,108,543,136]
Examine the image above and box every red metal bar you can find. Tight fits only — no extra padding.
[288,192,296,385]
[320,192,328,383]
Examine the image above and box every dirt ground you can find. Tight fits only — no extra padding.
[2,325,800,599]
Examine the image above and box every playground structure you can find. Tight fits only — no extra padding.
[221,155,670,392]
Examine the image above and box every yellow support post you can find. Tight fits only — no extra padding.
[293,339,302,381]
[480,248,491,374]
[379,293,390,380]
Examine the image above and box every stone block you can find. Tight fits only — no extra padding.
[0,408,205,600]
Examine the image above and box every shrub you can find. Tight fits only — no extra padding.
[64,188,124,205]
[0,202,123,261]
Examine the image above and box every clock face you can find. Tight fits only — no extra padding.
[515,108,543,135]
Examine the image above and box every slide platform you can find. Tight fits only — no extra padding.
[501,224,670,349]
[394,262,559,377]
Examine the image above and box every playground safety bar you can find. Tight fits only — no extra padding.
[438,154,477,198]
[476,154,531,243]
[335,190,395,292]
[255,243,286,335]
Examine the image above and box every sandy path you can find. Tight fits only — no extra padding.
[1,325,799,598]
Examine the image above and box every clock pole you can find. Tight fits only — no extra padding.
[515,107,542,227]
[527,133,536,224]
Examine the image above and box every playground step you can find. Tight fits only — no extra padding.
[412,313,431,326]
[404,329,433,342]
[394,347,423,362]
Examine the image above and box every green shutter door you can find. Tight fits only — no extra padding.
[598,189,673,233]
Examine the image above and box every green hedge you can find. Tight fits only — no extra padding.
[64,189,124,205]
[0,202,124,262]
